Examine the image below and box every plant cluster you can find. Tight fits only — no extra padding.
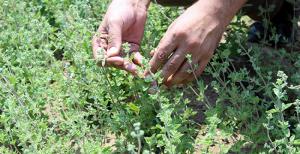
[0,0,299,153]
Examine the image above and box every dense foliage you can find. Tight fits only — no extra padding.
[0,0,300,153]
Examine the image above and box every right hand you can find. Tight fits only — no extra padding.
[92,0,148,75]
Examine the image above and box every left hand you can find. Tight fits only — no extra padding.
[92,0,149,75]
[148,1,231,87]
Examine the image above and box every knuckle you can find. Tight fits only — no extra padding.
[156,51,167,62]
[188,40,201,48]
[169,59,178,67]
[174,30,186,38]
[165,61,177,72]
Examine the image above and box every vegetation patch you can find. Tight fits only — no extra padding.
[0,0,299,153]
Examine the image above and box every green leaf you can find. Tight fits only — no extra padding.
[127,102,140,114]
[7,75,17,85]
[293,139,300,146]
[282,103,293,112]
[266,109,278,114]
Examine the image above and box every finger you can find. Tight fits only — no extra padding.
[149,35,178,74]
[107,22,122,57]
[96,56,123,67]
[102,56,138,75]
[132,52,143,66]
[122,60,138,76]
[164,61,190,87]
[181,61,208,84]
[105,57,124,67]
[92,24,108,59]
[129,43,143,66]
[161,46,186,82]
[165,56,200,87]
[150,49,156,57]
[98,24,109,50]
[100,38,108,50]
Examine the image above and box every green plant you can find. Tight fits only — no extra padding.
[0,0,299,153]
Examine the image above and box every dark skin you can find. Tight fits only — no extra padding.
[92,0,247,87]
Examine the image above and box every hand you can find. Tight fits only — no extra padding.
[92,0,149,75]
[148,0,245,87]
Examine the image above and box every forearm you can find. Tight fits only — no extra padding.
[193,0,247,27]
[137,0,151,10]
[153,0,197,6]
[111,0,151,11]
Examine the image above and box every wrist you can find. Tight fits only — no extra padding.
[137,0,151,10]
[112,0,150,11]
[193,0,246,28]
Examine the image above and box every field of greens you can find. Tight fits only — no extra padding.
[1,0,300,153]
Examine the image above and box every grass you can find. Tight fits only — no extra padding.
[0,0,300,153]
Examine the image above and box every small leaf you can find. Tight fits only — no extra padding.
[266,109,278,114]
[127,102,140,114]
[8,75,17,85]
[293,139,300,145]
[281,103,293,112]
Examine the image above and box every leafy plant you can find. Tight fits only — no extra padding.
[0,0,299,153]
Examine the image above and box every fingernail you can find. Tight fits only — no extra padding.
[167,75,173,82]
[107,47,118,57]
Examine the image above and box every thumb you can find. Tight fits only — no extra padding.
[107,22,122,57]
